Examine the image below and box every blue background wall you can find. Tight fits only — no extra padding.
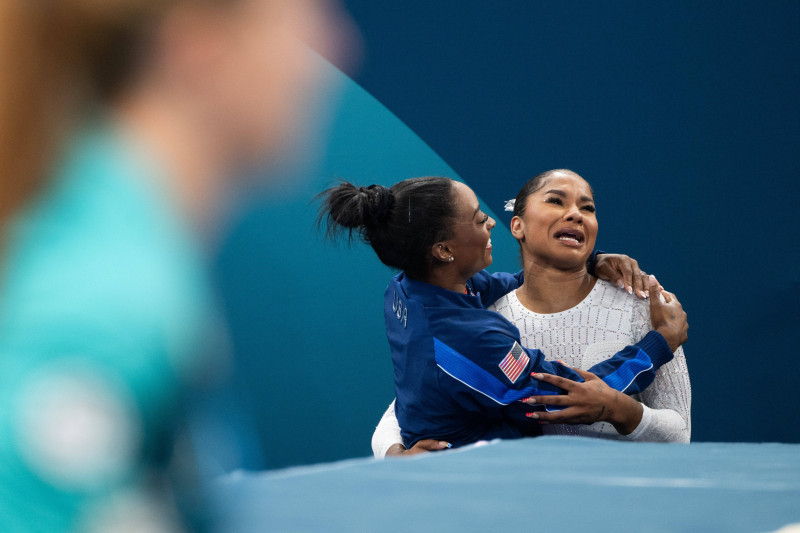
[213,1,800,469]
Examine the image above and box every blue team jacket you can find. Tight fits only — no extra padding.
[384,270,675,448]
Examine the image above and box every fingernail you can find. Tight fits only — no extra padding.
[615,280,624,289]
[439,441,450,448]
[446,443,452,448]
[521,397,532,403]
[649,274,657,285]
[531,372,541,378]
[626,286,633,295]
[527,413,539,419]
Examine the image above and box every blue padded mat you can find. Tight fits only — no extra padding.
[213,436,800,532]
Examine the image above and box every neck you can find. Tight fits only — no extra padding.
[424,266,468,294]
[517,256,596,314]
[112,84,231,229]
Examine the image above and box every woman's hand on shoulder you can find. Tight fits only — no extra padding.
[385,439,451,457]
[594,253,651,299]
[647,275,689,352]
[522,368,644,435]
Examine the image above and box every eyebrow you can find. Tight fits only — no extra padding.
[544,189,594,203]
[472,205,481,219]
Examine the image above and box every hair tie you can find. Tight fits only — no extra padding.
[360,185,395,225]
[504,199,516,212]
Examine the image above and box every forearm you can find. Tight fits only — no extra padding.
[587,331,674,395]
[633,345,692,442]
[602,343,690,439]
[371,400,403,459]
[605,391,644,435]
[625,404,690,443]
[477,270,525,307]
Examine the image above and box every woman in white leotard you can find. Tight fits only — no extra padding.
[372,169,690,457]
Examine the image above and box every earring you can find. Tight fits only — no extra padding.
[449,257,454,262]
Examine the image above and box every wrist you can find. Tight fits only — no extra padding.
[385,443,407,457]
[607,391,643,435]
[586,250,605,276]
[655,327,679,352]
[642,329,677,360]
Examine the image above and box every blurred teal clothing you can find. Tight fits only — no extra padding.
[0,124,211,532]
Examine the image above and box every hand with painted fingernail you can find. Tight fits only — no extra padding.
[522,368,644,435]
[593,253,649,299]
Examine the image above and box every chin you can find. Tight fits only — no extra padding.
[547,250,591,270]
[472,256,493,274]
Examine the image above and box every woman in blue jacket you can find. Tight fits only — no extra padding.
[319,177,688,449]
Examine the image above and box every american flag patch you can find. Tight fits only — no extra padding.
[498,342,529,383]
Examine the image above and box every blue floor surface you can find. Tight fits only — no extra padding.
[213,436,800,532]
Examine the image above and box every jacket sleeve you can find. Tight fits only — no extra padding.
[584,330,675,395]
[430,311,676,417]
[469,270,524,309]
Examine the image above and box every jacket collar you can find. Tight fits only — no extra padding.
[395,272,481,309]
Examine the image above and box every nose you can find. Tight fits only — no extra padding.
[487,216,496,230]
[564,206,583,224]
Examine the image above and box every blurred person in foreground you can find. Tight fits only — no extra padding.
[0,0,352,531]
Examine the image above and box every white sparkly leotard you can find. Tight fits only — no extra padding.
[371,279,691,457]
[487,279,690,443]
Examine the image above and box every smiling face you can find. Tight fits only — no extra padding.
[510,171,597,270]
[434,181,496,278]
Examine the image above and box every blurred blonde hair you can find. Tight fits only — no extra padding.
[0,0,200,227]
